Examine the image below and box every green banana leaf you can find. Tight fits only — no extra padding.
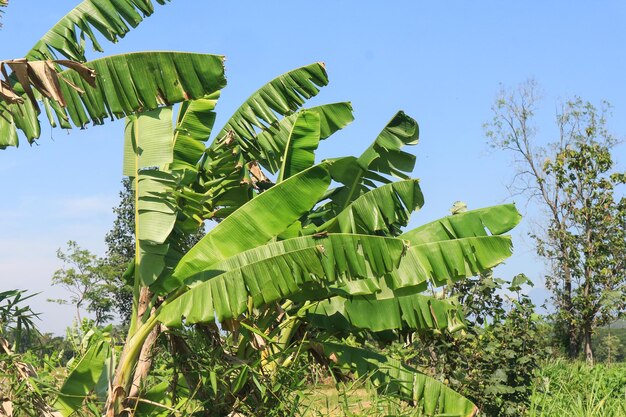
[165,163,332,289]
[123,106,174,177]
[183,233,407,288]
[305,111,419,227]
[357,110,419,178]
[213,62,328,147]
[123,104,217,288]
[158,234,407,325]
[387,235,514,290]
[172,94,219,170]
[199,102,353,218]
[277,110,321,182]
[27,0,171,61]
[255,102,354,173]
[181,231,512,301]
[319,179,424,235]
[122,108,176,287]
[54,340,111,416]
[318,342,478,417]
[197,68,349,220]
[317,235,513,296]
[0,52,225,148]
[401,204,522,245]
[306,291,465,333]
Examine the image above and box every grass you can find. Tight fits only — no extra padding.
[298,360,626,417]
[528,360,626,417]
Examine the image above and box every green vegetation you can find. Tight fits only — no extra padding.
[486,84,626,362]
[1,2,624,417]
[529,360,626,417]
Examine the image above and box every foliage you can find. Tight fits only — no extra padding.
[31,58,518,416]
[98,64,519,416]
[0,291,66,417]
[544,137,626,362]
[104,178,205,324]
[594,332,625,364]
[2,3,523,416]
[104,178,136,324]
[0,1,222,149]
[404,271,544,417]
[14,58,519,415]
[529,360,626,417]
[48,240,115,325]
[484,81,626,361]
[0,290,38,350]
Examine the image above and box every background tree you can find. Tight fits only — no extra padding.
[410,272,542,417]
[595,333,624,364]
[49,240,114,325]
[484,81,626,360]
[545,139,626,363]
[104,178,136,324]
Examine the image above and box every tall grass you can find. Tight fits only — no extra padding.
[529,360,626,417]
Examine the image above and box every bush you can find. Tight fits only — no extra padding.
[406,273,545,417]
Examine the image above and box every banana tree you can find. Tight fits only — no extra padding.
[46,61,521,417]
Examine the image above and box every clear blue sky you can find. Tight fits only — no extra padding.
[1,1,625,334]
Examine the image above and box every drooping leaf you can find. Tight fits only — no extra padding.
[387,235,514,290]
[183,233,407,288]
[0,59,96,110]
[122,108,177,287]
[307,291,465,333]
[158,234,407,325]
[171,94,219,170]
[26,0,171,61]
[318,342,478,417]
[0,52,225,148]
[292,235,514,299]
[400,204,521,245]
[54,340,110,416]
[123,107,173,177]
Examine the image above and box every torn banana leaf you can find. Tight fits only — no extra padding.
[0,52,225,148]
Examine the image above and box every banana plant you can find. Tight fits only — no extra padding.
[45,61,521,417]
[1,1,522,416]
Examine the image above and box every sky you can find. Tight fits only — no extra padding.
[1,1,625,335]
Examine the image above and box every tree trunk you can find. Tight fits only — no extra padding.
[562,259,578,358]
[584,325,594,365]
[105,287,156,416]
